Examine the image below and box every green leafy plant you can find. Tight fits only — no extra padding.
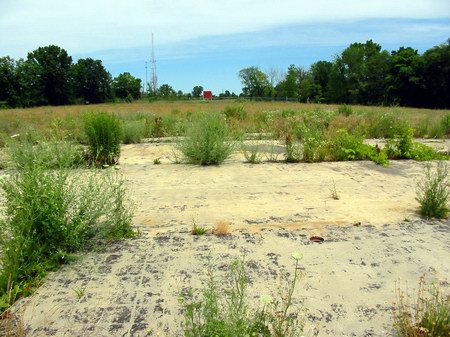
[0,147,134,312]
[393,276,450,337]
[416,162,450,218]
[83,112,123,165]
[178,112,234,165]
[179,253,306,337]
[192,221,207,236]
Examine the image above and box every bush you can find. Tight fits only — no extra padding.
[393,276,450,337]
[83,112,123,165]
[337,105,352,117]
[416,162,450,218]
[123,121,145,144]
[223,105,247,120]
[179,253,305,337]
[0,144,134,312]
[178,112,234,165]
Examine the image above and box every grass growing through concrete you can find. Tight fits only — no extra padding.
[179,253,306,337]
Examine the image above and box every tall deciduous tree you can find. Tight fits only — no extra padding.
[191,85,203,98]
[238,66,270,98]
[71,58,112,103]
[0,56,19,107]
[386,47,425,107]
[422,42,450,108]
[113,72,141,100]
[27,45,72,105]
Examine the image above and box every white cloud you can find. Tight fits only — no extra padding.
[1,0,449,57]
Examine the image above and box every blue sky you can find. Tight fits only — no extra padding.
[1,0,449,94]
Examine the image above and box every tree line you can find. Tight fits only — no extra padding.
[239,39,450,108]
[1,40,449,108]
[0,45,142,107]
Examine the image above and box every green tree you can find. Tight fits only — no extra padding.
[71,58,112,104]
[276,65,306,99]
[113,72,141,100]
[386,47,425,107]
[0,56,20,107]
[327,40,390,104]
[422,42,450,108]
[159,84,176,99]
[26,45,73,105]
[191,85,203,98]
[238,66,270,98]
[310,60,332,101]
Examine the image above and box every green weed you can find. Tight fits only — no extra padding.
[178,112,234,165]
[83,112,123,166]
[123,120,145,144]
[0,148,134,312]
[179,253,306,337]
[416,162,450,218]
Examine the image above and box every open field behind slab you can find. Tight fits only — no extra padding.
[3,142,450,337]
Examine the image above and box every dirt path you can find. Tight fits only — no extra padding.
[6,142,450,336]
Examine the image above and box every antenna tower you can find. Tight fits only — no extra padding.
[151,33,158,95]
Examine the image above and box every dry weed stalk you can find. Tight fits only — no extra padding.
[212,220,231,236]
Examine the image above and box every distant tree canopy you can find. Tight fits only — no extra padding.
[1,40,449,108]
[238,39,450,108]
[0,45,139,107]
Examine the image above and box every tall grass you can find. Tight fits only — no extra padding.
[83,112,123,165]
[416,162,450,218]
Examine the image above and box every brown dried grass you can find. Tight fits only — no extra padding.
[212,220,231,236]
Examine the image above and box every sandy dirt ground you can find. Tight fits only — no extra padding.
[5,141,450,337]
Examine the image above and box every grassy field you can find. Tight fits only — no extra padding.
[1,100,450,144]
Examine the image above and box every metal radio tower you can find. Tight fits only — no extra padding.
[150,33,158,95]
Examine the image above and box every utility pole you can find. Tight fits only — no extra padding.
[151,32,158,96]
[145,61,148,95]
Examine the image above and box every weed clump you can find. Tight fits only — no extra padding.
[416,162,450,218]
[178,112,234,165]
[0,142,134,312]
[179,253,306,337]
[83,112,123,166]
[393,276,450,337]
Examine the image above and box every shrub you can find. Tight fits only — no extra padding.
[83,112,123,165]
[123,121,145,144]
[416,162,450,218]
[178,112,234,165]
[393,276,450,337]
[298,125,327,163]
[0,150,134,312]
[337,105,353,116]
[223,105,247,120]
[179,253,305,337]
